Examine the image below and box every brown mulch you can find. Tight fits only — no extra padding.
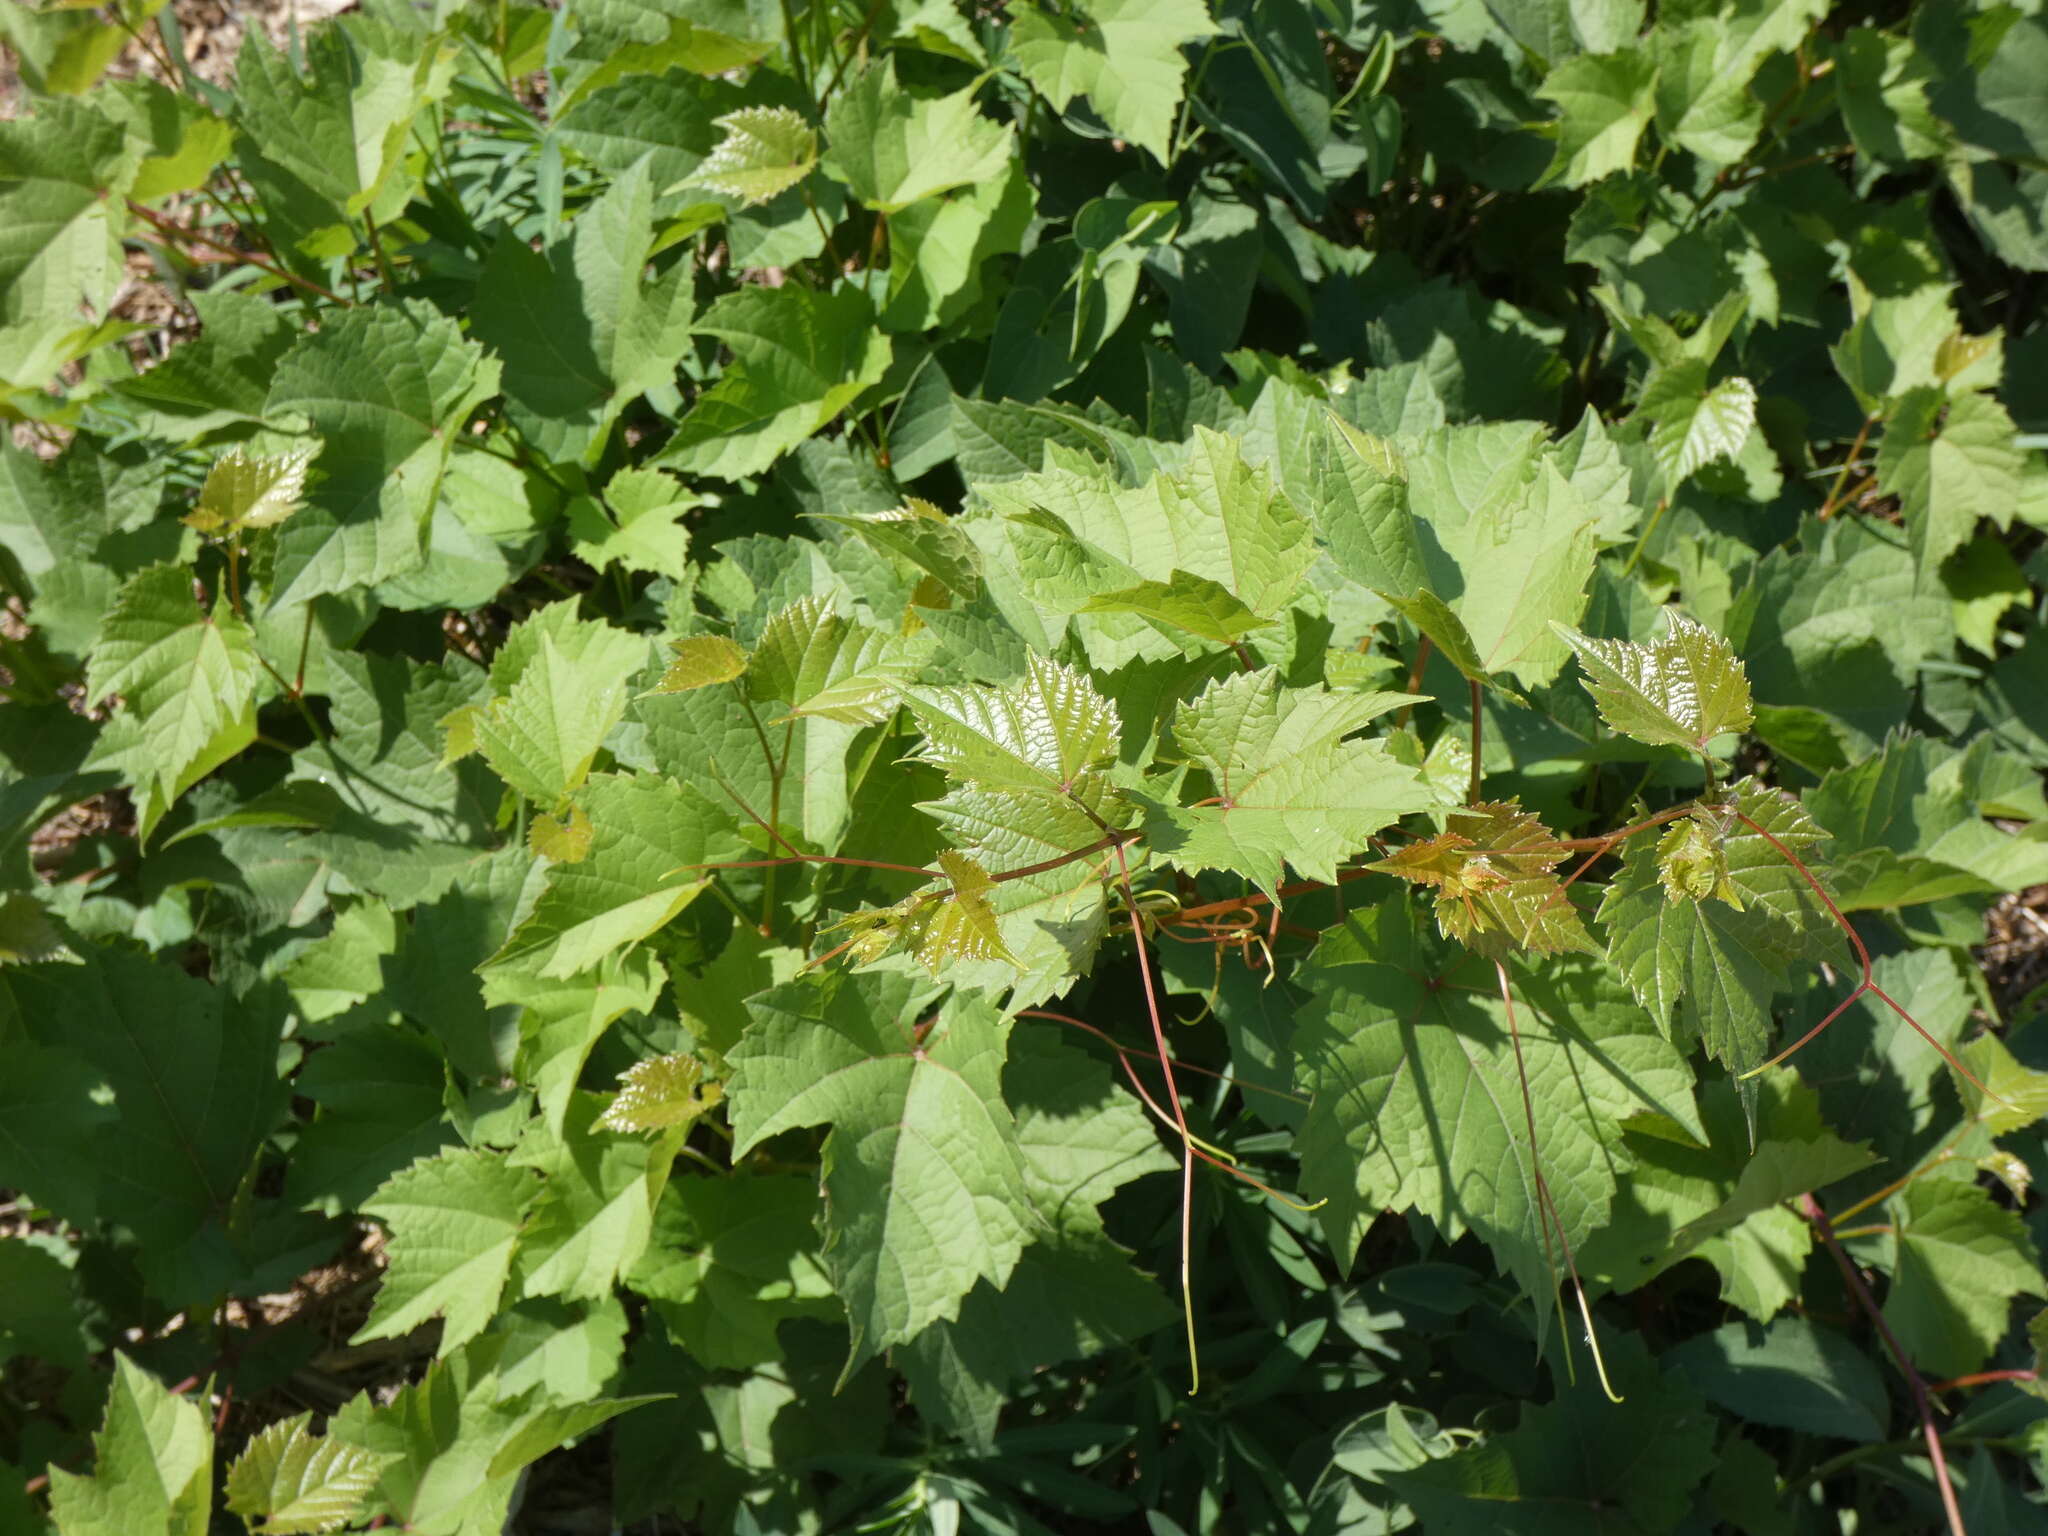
[1983,885,2048,1026]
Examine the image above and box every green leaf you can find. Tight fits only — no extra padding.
[812,498,982,600]
[1080,570,1272,646]
[822,63,1013,213]
[101,79,231,200]
[1534,49,1659,189]
[1807,735,2048,911]
[264,298,501,606]
[491,947,669,1136]
[974,427,1317,666]
[229,23,452,224]
[470,157,694,461]
[509,1092,681,1305]
[110,289,297,439]
[686,106,818,206]
[749,594,927,724]
[0,1235,88,1369]
[897,1025,1173,1444]
[0,98,130,390]
[2,948,286,1253]
[567,466,698,582]
[224,1413,387,1536]
[488,772,745,979]
[1297,908,1697,1304]
[1876,387,2022,586]
[626,1172,838,1370]
[728,973,1038,1371]
[1008,0,1220,164]
[1885,1179,2046,1379]
[656,284,891,480]
[46,1354,212,1536]
[1665,1317,1887,1442]
[355,1148,538,1356]
[1945,535,2030,658]
[1553,610,1755,751]
[1141,667,1430,895]
[84,564,260,838]
[1320,416,1631,687]
[1640,363,1758,489]
[1387,1334,1716,1534]
[1651,0,1829,164]
[1599,779,1846,1074]
[465,607,648,808]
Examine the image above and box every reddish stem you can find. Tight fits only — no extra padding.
[1109,836,1202,1392]
[1800,1192,1965,1536]
[1930,1368,2039,1394]
[1734,811,1998,1102]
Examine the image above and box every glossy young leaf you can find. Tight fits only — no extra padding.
[1553,611,1755,753]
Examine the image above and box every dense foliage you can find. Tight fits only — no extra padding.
[3,0,2048,1530]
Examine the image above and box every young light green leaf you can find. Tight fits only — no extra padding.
[727,973,1037,1372]
[833,849,1018,973]
[1553,610,1755,751]
[185,444,313,534]
[355,1148,539,1355]
[46,1353,212,1536]
[1142,668,1431,895]
[686,106,818,206]
[598,1053,725,1134]
[651,634,749,693]
[224,1412,387,1536]
[1008,0,1220,165]
[908,652,1121,799]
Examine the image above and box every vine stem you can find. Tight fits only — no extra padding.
[1800,1192,1966,1536]
[1467,678,1484,805]
[1107,836,1202,1394]
[1818,412,1880,520]
[1732,810,1999,1101]
[1494,960,1621,1403]
[125,199,349,307]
